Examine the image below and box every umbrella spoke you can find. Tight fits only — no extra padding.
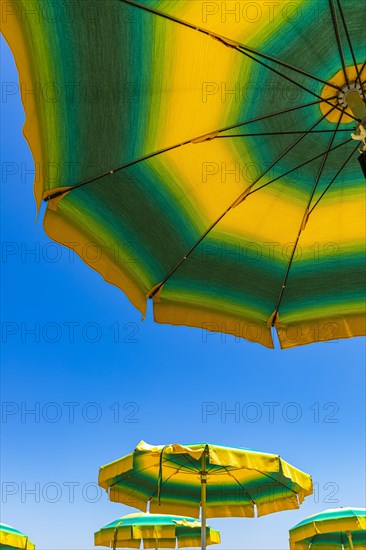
[226,107,336,192]
[237,43,341,91]
[329,0,349,86]
[309,143,359,215]
[162,456,200,474]
[109,462,196,502]
[216,99,335,133]
[157,455,202,504]
[117,0,358,122]
[218,129,352,138]
[232,45,356,120]
[220,466,256,506]
[148,109,351,298]
[158,466,190,491]
[46,99,333,201]
[248,137,351,196]
[117,0,341,92]
[252,468,299,497]
[269,110,344,326]
[336,0,366,101]
[178,453,203,473]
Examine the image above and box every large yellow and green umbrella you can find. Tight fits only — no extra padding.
[289,508,366,549]
[2,0,365,348]
[94,512,220,548]
[0,524,35,550]
[98,441,313,549]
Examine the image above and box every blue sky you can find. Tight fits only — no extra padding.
[1,35,365,549]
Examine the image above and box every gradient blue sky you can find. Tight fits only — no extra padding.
[1,35,365,550]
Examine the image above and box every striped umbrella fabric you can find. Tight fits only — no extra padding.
[289,508,366,549]
[99,441,313,549]
[2,0,365,348]
[0,523,35,550]
[94,512,221,548]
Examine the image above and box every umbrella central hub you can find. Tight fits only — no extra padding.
[338,81,366,119]
[320,64,365,123]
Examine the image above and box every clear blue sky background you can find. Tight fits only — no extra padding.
[1,35,365,550]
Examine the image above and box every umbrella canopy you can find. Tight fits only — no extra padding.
[289,508,366,549]
[2,0,365,348]
[99,441,313,549]
[0,523,35,550]
[94,512,220,548]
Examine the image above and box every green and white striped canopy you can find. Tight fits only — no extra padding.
[289,508,366,549]
[2,0,366,348]
[94,512,220,548]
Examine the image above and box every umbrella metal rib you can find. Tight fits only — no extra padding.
[236,43,341,91]
[247,137,352,196]
[116,0,359,120]
[309,143,359,215]
[270,109,344,327]
[156,468,190,499]
[115,2,364,121]
[149,134,352,301]
[220,466,256,506]
[149,136,352,299]
[329,0,349,86]
[148,107,340,298]
[45,99,331,201]
[161,456,199,474]
[336,0,366,102]
[157,455,202,502]
[218,129,352,138]
[117,0,341,91]
[242,106,336,193]
[226,40,358,121]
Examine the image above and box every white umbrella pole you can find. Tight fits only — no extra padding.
[346,531,354,550]
[201,449,208,550]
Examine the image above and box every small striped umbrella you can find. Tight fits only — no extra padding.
[0,523,35,550]
[94,512,220,548]
[99,441,313,549]
[289,508,366,549]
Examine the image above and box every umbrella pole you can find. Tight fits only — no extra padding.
[346,531,354,550]
[345,91,366,120]
[201,448,208,550]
